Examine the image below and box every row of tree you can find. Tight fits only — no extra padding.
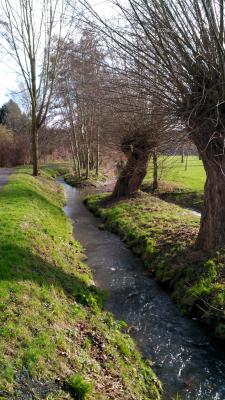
[0,99,71,165]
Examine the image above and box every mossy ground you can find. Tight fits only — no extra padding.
[86,192,225,340]
[0,167,161,399]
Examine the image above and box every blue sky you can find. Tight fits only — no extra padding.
[0,59,19,106]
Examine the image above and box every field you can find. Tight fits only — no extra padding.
[146,155,205,190]
[0,167,161,399]
[145,156,206,211]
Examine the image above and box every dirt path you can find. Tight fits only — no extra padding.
[0,168,14,190]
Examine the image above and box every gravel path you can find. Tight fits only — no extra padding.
[0,168,14,190]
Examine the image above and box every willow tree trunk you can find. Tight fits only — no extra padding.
[196,154,225,251]
[112,138,151,199]
[190,127,225,251]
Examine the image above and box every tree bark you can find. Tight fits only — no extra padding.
[188,125,225,251]
[181,148,184,163]
[31,116,39,176]
[112,135,151,199]
[196,154,225,251]
[86,147,90,179]
[96,129,100,177]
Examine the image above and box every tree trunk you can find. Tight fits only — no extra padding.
[86,147,90,179]
[112,136,151,199]
[76,153,81,178]
[181,148,184,163]
[96,130,100,177]
[196,155,225,251]
[189,127,225,251]
[31,123,39,176]
[152,150,158,191]
[185,153,189,171]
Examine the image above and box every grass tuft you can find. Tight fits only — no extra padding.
[66,374,92,400]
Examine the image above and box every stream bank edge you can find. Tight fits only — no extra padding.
[0,166,162,399]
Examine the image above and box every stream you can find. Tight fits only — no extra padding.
[59,178,225,400]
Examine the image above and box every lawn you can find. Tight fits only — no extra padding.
[0,167,161,399]
[144,156,206,211]
[145,155,205,191]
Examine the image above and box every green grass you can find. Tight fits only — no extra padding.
[40,162,72,178]
[0,167,161,399]
[64,170,108,189]
[145,156,205,190]
[144,156,205,211]
[86,192,225,340]
[66,374,92,400]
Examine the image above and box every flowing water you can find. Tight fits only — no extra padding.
[59,179,225,400]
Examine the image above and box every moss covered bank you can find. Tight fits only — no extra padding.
[85,192,225,340]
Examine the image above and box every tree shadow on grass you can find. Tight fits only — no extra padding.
[0,185,64,217]
[0,241,105,309]
[142,184,203,213]
[158,191,203,213]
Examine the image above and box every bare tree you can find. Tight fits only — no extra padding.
[70,1,175,198]
[117,0,225,251]
[104,55,172,199]
[80,0,225,251]
[54,30,109,178]
[0,0,69,175]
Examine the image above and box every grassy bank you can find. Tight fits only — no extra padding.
[0,168,161,399]
[41,162,71,178]
[64,170,108,189]
[86,192,225,340]
[144,156,205,212]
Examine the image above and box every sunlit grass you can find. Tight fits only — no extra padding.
[0,166,161,399]
[145,155,205,191]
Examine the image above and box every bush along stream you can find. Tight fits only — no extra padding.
[81,190,225,399]
[0,168,161,400]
